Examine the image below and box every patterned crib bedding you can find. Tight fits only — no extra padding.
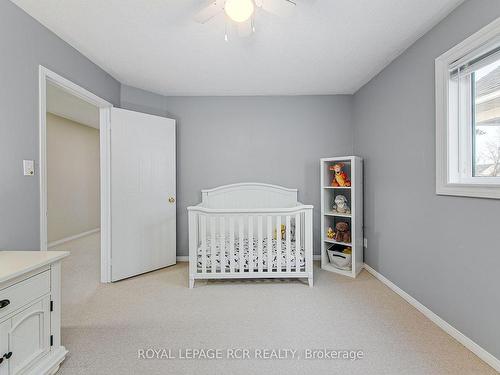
[197,237,305,271]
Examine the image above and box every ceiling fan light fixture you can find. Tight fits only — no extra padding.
[224,0,255,23]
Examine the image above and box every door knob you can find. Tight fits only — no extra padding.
[0,300,9,309]
[168,197,175,203]
[3,352,12,359]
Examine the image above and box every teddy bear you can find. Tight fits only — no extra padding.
[334,221,351,243]
[329,163,351,187]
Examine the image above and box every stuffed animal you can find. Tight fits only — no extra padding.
[274,224,286,240]
[327,227,335,239]
[334,221,351,243]
[332,195,351,214]
[329,163,351,187]
[274,223,296,241]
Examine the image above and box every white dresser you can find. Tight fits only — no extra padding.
[0,251,69,375]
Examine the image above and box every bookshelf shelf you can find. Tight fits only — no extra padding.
[324,239,352,246]
[324,211,351,218]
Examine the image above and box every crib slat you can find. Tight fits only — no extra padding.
[229,216,235,273]
[219,217,226,274]
[239,216,244,273]
[267,216,273,272]
[200,215,207,274]
[248,216,254,273]
[286,215,291,273]
[257,216,263,273]
[295,213,301,272]
[276,216,282,273]
[210,216,216,273]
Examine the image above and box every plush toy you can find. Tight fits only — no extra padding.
[274,224,286,240]
[332,195,351,214]
[334,221,351,243]
[329,163,351,187]
[327,227,335,239]
[274,223,296,241]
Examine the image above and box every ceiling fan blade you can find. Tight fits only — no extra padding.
[260,0,296,16]
[237,19,253,37]
[194,0,224,24]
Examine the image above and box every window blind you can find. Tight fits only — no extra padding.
[449,42,500,77]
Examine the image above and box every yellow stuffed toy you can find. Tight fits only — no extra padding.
[274,224,286,240]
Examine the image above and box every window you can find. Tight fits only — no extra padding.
[472,58,500,177]
[436,18,500,199]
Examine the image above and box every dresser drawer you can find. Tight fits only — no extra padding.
[0,270,50,320]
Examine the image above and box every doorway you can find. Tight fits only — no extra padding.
[39,66,112,283]
[39,66,177,284]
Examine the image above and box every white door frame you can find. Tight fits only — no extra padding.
[38,65,112,283]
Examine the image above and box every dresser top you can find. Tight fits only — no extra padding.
[0,251,69,283]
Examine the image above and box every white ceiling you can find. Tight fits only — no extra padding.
[47,83,99,129]
[13,0,463,96]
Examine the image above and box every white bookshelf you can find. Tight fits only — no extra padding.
[320,156,363,277]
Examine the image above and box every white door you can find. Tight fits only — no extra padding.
[111,108,176,281]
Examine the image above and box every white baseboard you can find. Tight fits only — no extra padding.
[176,254,322,262]
[363,263,500,372]
[48,228,100,248]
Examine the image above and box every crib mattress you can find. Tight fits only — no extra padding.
[197,237,305,271]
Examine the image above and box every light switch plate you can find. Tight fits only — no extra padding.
[23,160,35,176]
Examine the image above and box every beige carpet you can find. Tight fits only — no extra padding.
[52,233,496,375]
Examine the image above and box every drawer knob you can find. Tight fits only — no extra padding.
[3,352,12,359]
[0,300,9,309]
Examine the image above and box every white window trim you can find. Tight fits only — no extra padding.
[436,17,500,199]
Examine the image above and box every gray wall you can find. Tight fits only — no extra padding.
[353,0,500,359]
[0,0,120,250]
[121,85,354,256]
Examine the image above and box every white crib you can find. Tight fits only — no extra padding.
[187,183,313,288]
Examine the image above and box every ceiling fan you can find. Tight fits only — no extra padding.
[194,0,296,38]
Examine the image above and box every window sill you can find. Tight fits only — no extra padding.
[436,182,500,199]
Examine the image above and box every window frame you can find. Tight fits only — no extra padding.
[436,17,500,199]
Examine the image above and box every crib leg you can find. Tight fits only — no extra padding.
[308,276,314,288]
[189,277,195,289]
